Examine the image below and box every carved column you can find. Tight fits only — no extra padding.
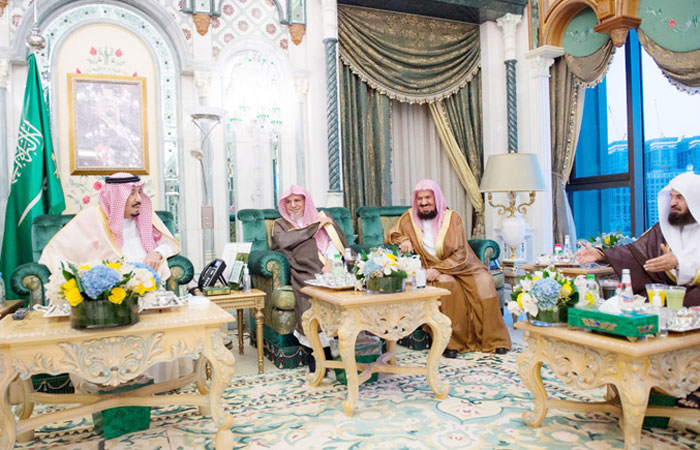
[322,0,343,206]
[294,77,309,187]
[0,59,9,237]
[497,13,522,153]
[524,45,564,258]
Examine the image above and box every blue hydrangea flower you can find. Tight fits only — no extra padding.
[129,262,162,285]
[81,265,121,299]
[531,277,561,309]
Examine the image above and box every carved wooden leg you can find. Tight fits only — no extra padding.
[301,307,326,387]
[338,319,360,417]
[423,299,451,400]
[255,305,264,373]
[0,361,17,450]
[237,309,245,355]
[202,330,236,449]
[387,340,397,366]
[15,378,35,443]
[616,380,650,450]
[195,356,212,416]
[517,348,548,428]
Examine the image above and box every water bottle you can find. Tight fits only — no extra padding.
[620,268,635,315]
[0,272,5,307]
[344,248,355,273]
[554,244,563,260]
[584,274,600,306]
[414,268,427,289]
[651,293,668,338]
[563,236,573,261]
[242,264,251,292]
[332,254,344,276]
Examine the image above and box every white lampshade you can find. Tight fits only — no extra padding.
[479,153,547,192]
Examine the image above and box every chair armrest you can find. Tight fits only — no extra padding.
[468,239,500,267]
[166,255,194,292]
[248,250,290,287]
[10,262,50,306]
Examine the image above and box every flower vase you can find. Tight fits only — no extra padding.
[528,306,568,327]
[70,295,139,329]
[366,276,404,294]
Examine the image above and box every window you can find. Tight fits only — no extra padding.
[568,29,700,240]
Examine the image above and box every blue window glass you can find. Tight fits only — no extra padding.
[570,188,631,240]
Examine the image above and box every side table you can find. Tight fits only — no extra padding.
[207,289,265,373]
[0,300,23,320]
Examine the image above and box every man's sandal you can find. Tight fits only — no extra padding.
[676,392,700,409]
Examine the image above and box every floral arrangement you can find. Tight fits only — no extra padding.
[353,247,418,286]
[507,266,578,318]
[47,259,162,307]
[588,231,635,249]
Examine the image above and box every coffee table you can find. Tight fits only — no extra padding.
[0,302,237,449]
[516,321,700,450]
[301,285,452,416]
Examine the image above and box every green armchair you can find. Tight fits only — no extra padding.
[237,207,356,368]
[9,211,194,306]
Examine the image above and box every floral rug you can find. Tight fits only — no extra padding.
[13,347,700,449]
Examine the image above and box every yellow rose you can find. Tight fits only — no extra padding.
[65,288,83,306]
[532,276,541,281]
[108,287,127,304]
[135,283,147,295]
[517,292,524,308]
[62,278,77,291]
[146,278,158,292]
[604,237,611,245]
[561,283,572,296]
[78,265,91,271]
[107,262,122,270]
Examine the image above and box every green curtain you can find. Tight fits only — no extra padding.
[338,5,480,104]
[340,64,392,218]
[444,71,483,183]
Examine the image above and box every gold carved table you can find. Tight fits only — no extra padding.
[0,302,236,450]
[516,321,700,450]
[301,285,452,417]
[0,300,22,320]
[207,289,265,373]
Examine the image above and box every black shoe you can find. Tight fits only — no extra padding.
[442,349,458,359]
[495,347,509,355]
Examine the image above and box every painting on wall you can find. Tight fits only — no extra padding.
[68,73,149,175]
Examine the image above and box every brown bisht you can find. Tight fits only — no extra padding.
[388,209,511,353]
[602,223,700,306]
[271,214,349,335]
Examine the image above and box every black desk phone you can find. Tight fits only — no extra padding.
[198,259,227,290]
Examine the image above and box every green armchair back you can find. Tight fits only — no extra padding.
[10,210,194,304]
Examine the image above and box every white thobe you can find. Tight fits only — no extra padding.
[671,222,700,285]
[421,219,437,257]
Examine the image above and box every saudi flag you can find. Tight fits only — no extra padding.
[0,54,65,298]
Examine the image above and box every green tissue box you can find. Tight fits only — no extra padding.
[92,380,153,440]
[333,339,383,386]
[568,306,658,338]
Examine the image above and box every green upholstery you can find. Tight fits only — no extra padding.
[9,210,194,304]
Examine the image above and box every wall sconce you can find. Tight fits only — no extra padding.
[479,152,546,261]
[181,0,222,36]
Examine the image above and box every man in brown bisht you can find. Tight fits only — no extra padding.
[271,185,349,353]
[388,179,511,357]
[575,171,700,306]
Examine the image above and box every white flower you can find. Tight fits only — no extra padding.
[507,300,523,316]
[520,279,533,291]
[45,272,67,305]
[383,267,392,276]
[520,292,539,316]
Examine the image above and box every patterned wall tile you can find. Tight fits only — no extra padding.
[213,0,288,59]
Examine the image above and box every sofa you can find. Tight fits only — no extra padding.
[9,211,195,306]
[237,205,504,365]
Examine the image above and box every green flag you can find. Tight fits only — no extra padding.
[0,54,65,298]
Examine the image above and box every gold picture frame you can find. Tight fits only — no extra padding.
[68,73,149,175]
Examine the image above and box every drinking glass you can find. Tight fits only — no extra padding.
[645,283,667,306]
[665,286,687,312]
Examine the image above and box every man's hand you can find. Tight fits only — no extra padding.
[322,259,333,273]
[143,251,162,270]
[426,268,440,281]
[399,239,413,254]
[574,241,604,264]
[316,215,333,231]
[643,244,678,273]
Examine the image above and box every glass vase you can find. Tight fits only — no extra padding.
[366,276,404,294]
[528,306,568,327]
[71,295,139,329]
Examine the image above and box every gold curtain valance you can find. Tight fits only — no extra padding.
[338,6,480,105]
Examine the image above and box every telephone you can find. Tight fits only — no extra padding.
[198,259,227,290]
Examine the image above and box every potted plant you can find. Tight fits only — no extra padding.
[507,266,578,325]
[46,259,162,329]
[353,247,419,294]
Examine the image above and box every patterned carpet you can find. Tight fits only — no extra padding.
[13,346,700,449]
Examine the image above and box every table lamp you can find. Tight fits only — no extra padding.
[479,152,546,261]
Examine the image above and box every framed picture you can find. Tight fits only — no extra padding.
[67,73,149,175]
